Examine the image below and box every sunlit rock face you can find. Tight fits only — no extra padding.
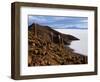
[28,23,87,66]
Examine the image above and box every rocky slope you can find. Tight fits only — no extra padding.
[28,23,87,66]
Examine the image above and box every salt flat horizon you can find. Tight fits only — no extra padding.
[54,29,88,56]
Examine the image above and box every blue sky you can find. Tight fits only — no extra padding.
[28,15,88,29]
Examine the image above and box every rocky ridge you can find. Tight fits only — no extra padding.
[28,23,87,66]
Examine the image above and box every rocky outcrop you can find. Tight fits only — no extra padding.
[28,23,87,66]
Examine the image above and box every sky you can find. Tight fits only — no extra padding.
[28,15,88,29]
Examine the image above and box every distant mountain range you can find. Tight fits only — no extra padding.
[52,26,88,29]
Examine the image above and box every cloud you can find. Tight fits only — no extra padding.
[28,15,88,29]
[53,16,66,20]
[28,16,48,25]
